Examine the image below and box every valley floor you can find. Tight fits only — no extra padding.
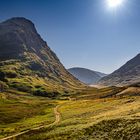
[0,88,140,140]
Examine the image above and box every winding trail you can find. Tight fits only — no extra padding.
[53,105,61,124]
[0,105,61,140]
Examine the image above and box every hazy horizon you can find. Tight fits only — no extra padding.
[0,0,140,73]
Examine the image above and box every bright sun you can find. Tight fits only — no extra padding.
[107,0,124,8]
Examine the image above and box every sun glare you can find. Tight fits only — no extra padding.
[107,0,124,8]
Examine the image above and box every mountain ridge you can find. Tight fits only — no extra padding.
[0,17,84,97]
[98,53,140,86]
[68,67,107,84]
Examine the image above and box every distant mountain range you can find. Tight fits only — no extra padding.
[0,17,83,97]
[98,54,140,86]
[68,67,107,84]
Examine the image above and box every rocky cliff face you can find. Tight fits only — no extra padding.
[98,54,140,86]
[0,17,83,97]
[0,18,57,61]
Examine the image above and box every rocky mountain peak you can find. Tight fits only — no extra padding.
[0,17,83,95]
[2,17,36,31]
[0,17,49,60]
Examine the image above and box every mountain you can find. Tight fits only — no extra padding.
[0,17,83,97]
[98,54,140,86]
[68,67,107,84]
[95,71,107,77]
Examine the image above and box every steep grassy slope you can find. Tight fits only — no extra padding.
[98,53,140,86]
[0,17,84,97]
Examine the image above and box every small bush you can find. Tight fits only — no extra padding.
[32,88,59,98]
[0,71,5,81]
[0,81,9,91]
[9,82,32,92]
[0,70,17,80]
[5,71,17,78]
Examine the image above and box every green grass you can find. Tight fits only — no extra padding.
[15,96,140,140]
[0,58,84,98]
[0,91,57,138]
[0,86,140,140]
[69,118,140,140]
[70,86,126,100]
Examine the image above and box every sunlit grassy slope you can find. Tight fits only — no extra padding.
[38,98,140,140]
[1,86,139,140]
[18,97,139,140]
[0,90,57,139]
[0,59,84,99]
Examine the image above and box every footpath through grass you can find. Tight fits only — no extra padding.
[0,90,57,139]
[1,86,140,140]
[15,96,140,140]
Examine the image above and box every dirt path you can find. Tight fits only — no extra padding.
[0,105,61,140]
[53,105,61,124]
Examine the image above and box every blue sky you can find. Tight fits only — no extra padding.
[0,0,140,73]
